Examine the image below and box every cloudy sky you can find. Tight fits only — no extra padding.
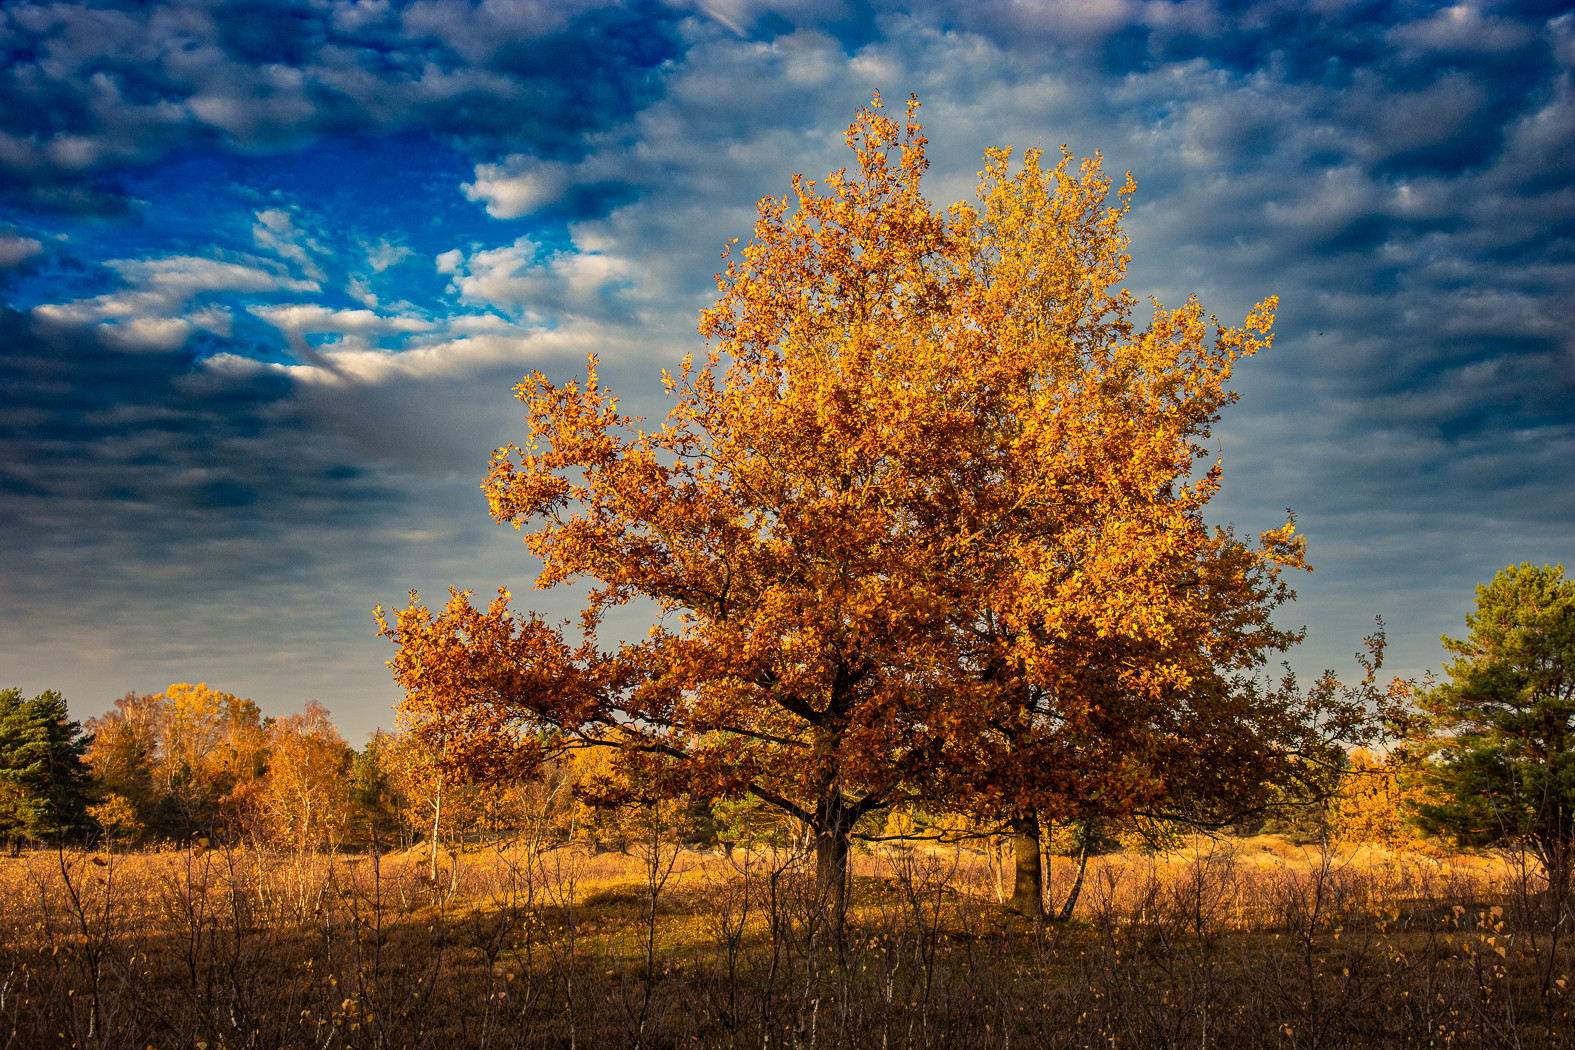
[1,0,1570,742]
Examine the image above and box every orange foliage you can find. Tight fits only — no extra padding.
[1331,748,1434,850]
[262,700,351,851]
[378,97,1381,903]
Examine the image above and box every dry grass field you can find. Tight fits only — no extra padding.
[1,834,1570,1048]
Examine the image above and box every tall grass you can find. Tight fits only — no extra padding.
[0,835,1569,1048]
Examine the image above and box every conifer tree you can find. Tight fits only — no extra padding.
[1417,563,1575,898]
[0,688,94,851]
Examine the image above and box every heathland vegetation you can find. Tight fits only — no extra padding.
[3,99,1571,1046]
[0,743,1573,1047]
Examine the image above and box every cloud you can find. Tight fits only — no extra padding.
[362,238,414,273]
[440,235,637,322]
[30,255,318,351]
[1388,4,1536,57]
[253,208,329,281]
[0,233,43,268]
[248,301,449,378]
[0,296,558,732]
[0,0,686,213]
[464,155,575,218]
[251,303,437,338]
[2,0,1571,737]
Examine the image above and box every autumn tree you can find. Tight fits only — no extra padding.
[262,700,352,852]
[559,741,693,853]
[384,99,958,915]
[380,96,1367,916]
[151,682,269,837]
[384,724,493,880]
[1330,746,1433,850]
[83,691,160,834]
[82,684,270,839]
[854,142,1407,917]
[1414,563,1575,898]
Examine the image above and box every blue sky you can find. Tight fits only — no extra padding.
[2,0,1571,742]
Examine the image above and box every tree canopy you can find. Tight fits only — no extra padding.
[379,96,1377,913]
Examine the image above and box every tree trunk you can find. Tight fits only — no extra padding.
[1010,811,1045,919]
[429,781,442,884]
[1057,827,1092,921]
[1536,829,1573,907]
[813,793,855,928]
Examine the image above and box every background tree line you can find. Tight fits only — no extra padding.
[0,682,403,854]
[0,681,822,858]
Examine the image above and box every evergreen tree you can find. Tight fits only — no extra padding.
[1416,563,1575,897]
[0,688,94,851]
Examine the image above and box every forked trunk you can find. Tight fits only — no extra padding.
[1010,811,1045,919]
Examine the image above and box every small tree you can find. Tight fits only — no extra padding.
[1415,562,1575,898]
[87,794,145,846]
[345,735,404,851]
[83,693,159,830]
[1330,747,1432,851]
[263,701,353,852]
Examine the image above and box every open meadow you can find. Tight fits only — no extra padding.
[1,835,1570,1049]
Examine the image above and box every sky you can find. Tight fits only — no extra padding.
[1,0,1571,744]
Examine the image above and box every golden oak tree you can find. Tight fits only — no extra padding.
[384,99,964,912]
[380,96,1363,914]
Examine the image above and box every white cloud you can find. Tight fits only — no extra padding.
[363,238,414,272]
[238,297,611,385]
[248,302,442,375]
[253,209,328,281]
[30,255,316,351]
[251,304,437,337]
[441,236,636,321]
[185,64,317,141]
[264,321,613,386]
[395,0,590,63]
[0,233,42,267]
[464,156,574,218]
[97,316,193,351]
[1388,4,1534,56]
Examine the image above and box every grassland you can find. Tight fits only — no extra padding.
[1,834,1571,1048]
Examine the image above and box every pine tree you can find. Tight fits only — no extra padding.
[1416,563,1575,898]
[0,688,94,851]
